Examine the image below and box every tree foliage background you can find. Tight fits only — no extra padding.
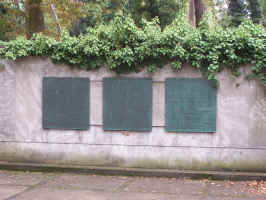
[0,0,85,40]
[0,0,265,41]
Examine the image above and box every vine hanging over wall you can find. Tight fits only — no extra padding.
[0,15,265,87]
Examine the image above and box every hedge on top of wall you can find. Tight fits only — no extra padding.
[0,15,265,87]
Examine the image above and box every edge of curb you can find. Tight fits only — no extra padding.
[0,161,266,181]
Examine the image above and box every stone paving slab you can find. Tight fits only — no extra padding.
[123,177,208,195]
[0,170,265,200]
[8,189,266,200]
[0,186,27,200]
[202,180,266,199]
[11,188,108,200]
[9,188,191,200]
[110,193,265,200]
[42,174,134,192]
[0,170,53,186]
[203,181,249,198]
[107,191,188,200]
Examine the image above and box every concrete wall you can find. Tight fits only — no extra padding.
[0,57,266,172]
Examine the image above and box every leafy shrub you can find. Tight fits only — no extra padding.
[0,15,265,87]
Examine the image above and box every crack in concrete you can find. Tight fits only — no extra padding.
[4,180,47,200]
[2,174,59,200]
[0,184,37,187]
[113,178,136,193]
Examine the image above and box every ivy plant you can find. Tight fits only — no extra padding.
[0,15,265,87]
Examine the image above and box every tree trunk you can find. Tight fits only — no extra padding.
[189,0,195,26]
[194,0,205,27]
[189,0,205,27]
[49,4,62,36]
[26,0,45,39]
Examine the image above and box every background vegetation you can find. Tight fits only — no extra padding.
[0,0,265,40]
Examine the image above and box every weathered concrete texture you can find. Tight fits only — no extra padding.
[0,186,27,200]
[249,85,266,147]
[216,67,266,147]
[0,170,44,186]
[1,142,266,172]
[0,60,16,141]
[0,57,266,171]
[14,58,46,142]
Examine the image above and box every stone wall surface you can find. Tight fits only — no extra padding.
[0,60,16,141]
[0,57,266,171]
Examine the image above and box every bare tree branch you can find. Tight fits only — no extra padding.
[49,3,62,36]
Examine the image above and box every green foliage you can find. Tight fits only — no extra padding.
[261,0,266,26]
[128,0,186,29]
[70,0,122,36]
[0,0,85,40]
[26,0,44,39]
[228,0,264,26]
[0,15,265,87]
[70,0,186,36]
[248,0,262,24]
[0,1,20,41]
[228,0,248,26]
[0,2,7,40]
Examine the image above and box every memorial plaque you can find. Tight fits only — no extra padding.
[103,78,152,131]
[166,78,216,133]
[43,77,90,130]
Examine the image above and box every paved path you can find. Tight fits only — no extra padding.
[0,170,265,200]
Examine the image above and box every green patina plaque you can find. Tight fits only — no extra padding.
[43,77,90,130]
[103,78,152,132]
[166,78,216,133]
